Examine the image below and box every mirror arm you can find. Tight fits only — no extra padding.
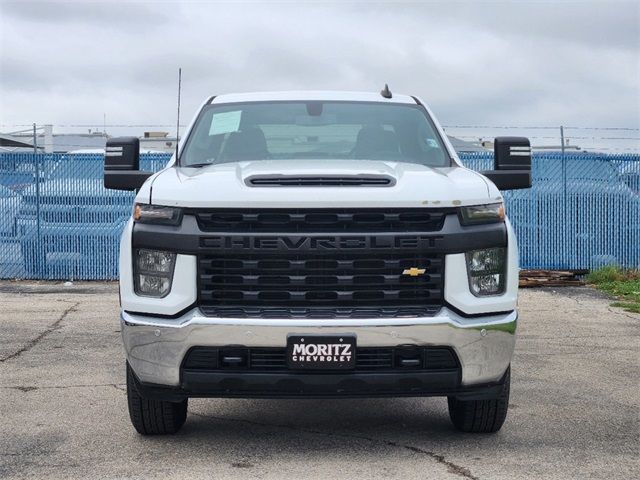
[481,170,531,190]
[104,170,152,191]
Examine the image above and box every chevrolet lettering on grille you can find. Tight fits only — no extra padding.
[200,235,442,251]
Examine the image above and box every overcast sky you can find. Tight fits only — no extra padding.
[1,0,639,149]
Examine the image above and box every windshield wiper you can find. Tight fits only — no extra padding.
[183,162,215,168]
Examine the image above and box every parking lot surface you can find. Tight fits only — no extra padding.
[0,282,638,479]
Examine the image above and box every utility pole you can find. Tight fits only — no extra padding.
[560,125,567,268]
[33,123,42,276]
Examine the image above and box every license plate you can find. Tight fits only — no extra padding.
[287,334,356,370]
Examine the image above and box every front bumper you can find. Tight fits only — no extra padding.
[122,307,516,396]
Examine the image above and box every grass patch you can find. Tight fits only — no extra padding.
[610,302,640,314]
[587,266,640,314]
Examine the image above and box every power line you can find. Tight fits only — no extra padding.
[442,125,639,131]
[443,125,559,130]
[450,134,640,141]
[2,124,638,131]
[564,126,640,131]
[1,124,187,128]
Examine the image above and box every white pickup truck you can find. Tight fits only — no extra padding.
[104,89,531,435]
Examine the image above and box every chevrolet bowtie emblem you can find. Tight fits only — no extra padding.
[402,267,426,277]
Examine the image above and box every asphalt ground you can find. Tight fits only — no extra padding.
[0,282,638,479]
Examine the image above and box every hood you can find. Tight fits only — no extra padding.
[147,160,499,208]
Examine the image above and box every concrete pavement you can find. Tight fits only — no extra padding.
[0,282,638,479]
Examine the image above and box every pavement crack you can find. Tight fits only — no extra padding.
[190,412,479,479]
[0,301,79,363]
[606,306,640,320]
[11,386,38,392]
[401,444,478,479]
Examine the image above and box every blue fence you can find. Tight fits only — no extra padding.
[0,151,638,280]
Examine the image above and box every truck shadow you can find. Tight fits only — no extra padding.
[171,397,491,455]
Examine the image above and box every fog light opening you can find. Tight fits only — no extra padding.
[134,249,176,298]
[465,247,507,297]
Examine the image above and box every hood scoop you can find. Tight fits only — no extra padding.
[245,174,395,187]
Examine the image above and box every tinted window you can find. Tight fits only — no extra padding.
[180,101,450,167]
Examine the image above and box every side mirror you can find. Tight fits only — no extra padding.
[481,137,532,190]
[104,137,152,190]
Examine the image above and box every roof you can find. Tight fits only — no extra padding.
[52,135,107,152]
[0,133,36,148]
[9,133,107,153]
[447,136,489,153]
[211,90,417,105]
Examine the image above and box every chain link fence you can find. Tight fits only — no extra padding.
[462,152,639,270]
[0,153,167,279]
[0,151,638,280]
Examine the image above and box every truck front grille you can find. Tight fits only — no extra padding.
[192,208,450,233]
[198,252,443,311]
[195,208,449,317]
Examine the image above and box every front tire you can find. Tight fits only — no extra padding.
[126,363,188,435]
[447,367,510,433]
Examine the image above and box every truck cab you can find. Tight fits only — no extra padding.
[106,90,531,434]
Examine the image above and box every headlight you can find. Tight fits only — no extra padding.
[459,203,505,225]
[465,247,506,296]
[134,249,176,297]
[133,204,182,225]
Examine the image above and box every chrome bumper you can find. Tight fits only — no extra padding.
[122,307,516,388]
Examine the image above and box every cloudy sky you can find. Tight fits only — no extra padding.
[1,0,639,150]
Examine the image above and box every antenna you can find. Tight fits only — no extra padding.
[380,83,392,99]
[175,67,182,161]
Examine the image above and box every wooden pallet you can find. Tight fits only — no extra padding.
[519,269,588,287]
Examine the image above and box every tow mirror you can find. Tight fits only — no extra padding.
[481,137,532,190]
[104,137,152,190]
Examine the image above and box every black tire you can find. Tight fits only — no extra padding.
[126,363,188,435]
[447,367,510,433]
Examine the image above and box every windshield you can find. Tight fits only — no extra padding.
[180,101,451,167]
